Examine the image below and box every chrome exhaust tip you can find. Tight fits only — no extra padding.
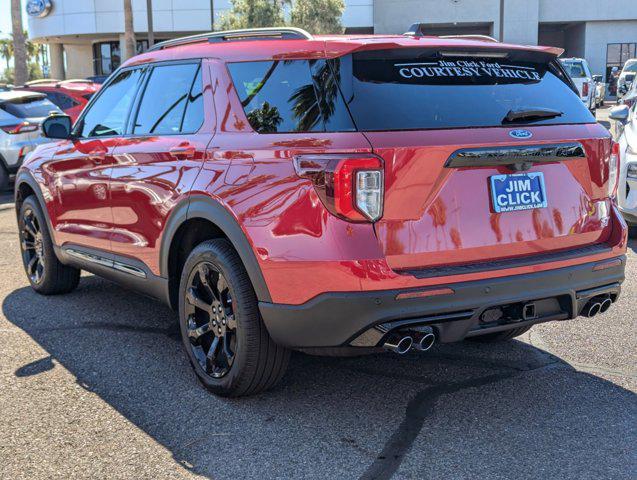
[383,334,413,355]
[599,297,612,313]
[413,327,436,352]
[415,333,436,352]
[583,301,602,317]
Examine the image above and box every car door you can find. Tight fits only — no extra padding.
[108,61,213,276]
[46,67,145,254]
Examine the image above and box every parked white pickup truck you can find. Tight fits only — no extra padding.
[561,58,596,113]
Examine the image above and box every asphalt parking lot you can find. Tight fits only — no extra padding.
[1,108,635,479]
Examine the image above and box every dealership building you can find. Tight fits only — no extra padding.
[27,0,637,82]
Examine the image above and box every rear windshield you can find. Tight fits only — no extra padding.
[561,61,587,78]
[1,96,61,118]
[334,49,594,131]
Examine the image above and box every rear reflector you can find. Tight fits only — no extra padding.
[582,82,589,97]
[396,287,455,300]
[592,258,622,271]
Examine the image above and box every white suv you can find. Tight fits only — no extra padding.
[0,90,61,189]
[561,58,596,113]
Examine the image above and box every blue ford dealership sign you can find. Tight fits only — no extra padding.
[26,0,53,18]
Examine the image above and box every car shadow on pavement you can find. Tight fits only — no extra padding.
[3,277,636,480]
[0,191,14,208]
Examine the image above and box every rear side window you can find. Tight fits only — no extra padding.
[1,97,60,118]
[332,49,595,131]
[45,91,79,110]
[133,63,201,135]
[77,68,143,137]
[227,60,354,133]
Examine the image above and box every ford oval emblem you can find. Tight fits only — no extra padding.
[26,0,52,18]
[509,129,533,139]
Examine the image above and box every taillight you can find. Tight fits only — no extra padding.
[0,122,38,134]
[582,82,589,97]
[294,154,384,222]
[608,142,620,197]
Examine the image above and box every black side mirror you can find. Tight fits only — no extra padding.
[609,105,630,124]
[42,114,72,139]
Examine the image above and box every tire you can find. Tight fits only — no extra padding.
[178,239,290,397]
[468,325,533,343]
[0,164,9,191]
[628,226,637,238]
[18,196,80,295]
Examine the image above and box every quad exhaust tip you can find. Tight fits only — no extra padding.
[582,295,613,317]
[383,327,436,354]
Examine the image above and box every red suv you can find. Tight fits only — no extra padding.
[22,79,100,123]
[15,28,627,396]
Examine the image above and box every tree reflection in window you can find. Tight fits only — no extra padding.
[228,59,354,134]
[246,101,283,133]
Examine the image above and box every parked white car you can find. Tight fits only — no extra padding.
[618,58,637,97]
[611,99,637,234]
[561,58,596,113]
[593,74,606,107]
[0,90,61,189]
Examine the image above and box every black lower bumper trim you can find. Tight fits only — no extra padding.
[259,256,625,348]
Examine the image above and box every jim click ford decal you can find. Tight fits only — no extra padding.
[396,60,541,81]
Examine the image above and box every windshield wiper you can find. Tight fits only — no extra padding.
[503,108,563,124]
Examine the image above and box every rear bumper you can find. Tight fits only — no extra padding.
[259,256,625,348]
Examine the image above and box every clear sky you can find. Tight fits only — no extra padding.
[0,0,27,75]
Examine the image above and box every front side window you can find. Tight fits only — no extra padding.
[76,68,143,138]
[227,60,354,134]
[133,63,201,135]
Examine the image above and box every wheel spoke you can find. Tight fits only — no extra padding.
[206,336,220,361]
[34,261,44,283]
[188,321,212,341]
[216,274,228,298]
[21,240,35,251]
[27,255,37,275]
[222,334,235,367]
[23,218,37,238]
[186,287,212,311]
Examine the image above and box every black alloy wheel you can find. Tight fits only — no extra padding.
[20,207,46,285]
[184,262,237,378]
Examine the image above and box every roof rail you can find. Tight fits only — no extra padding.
[439,34,499,43]
[148,27,313,52]
[24,78,61,85]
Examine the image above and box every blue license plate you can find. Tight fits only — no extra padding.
[490,172,547,213]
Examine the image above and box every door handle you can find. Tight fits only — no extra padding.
[169,144,196,159]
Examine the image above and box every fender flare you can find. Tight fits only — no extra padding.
[160,194,272,303]
[14,170,55,233]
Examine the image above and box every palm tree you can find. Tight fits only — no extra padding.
[0,39,13,71]
[123,0,136,61]
[11,0,28,85]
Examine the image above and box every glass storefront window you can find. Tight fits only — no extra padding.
[93,40,159,76]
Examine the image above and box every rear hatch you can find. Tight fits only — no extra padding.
[332,47,613,271]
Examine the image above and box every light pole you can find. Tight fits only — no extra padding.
[499,0,505,42]
[146,0,154,47]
